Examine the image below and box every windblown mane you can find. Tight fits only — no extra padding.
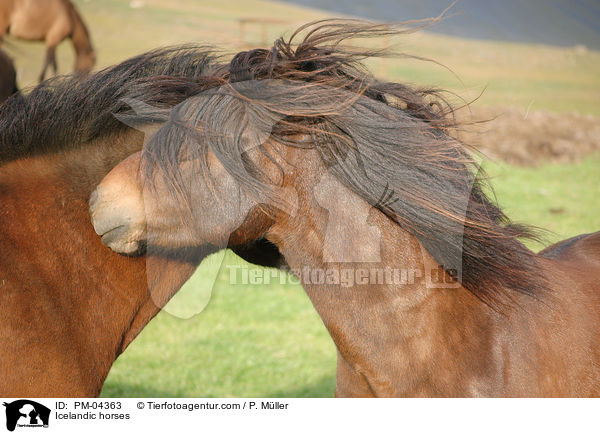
[0,20,545,307]
[0,46,219,162]
[139,21,546,308]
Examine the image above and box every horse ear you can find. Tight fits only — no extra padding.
[113,98,169,130]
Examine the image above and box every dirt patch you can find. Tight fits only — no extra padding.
[455,107,600,166]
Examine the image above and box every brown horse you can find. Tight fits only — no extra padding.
[90,22,600,397]
[0,48,18,102]
[0,0,95,82]
[0,47,285,397]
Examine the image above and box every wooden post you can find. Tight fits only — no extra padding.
[238,20,246,48]
[261,23,267,46]
[237,18,292,48]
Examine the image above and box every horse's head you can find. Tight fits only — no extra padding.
[75,48,96,75]
[89,145,277,257]
[89,81,313,259]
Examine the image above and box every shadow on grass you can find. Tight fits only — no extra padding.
[265,375,335,398]
[101,375,335,398]
[100,382,184,398]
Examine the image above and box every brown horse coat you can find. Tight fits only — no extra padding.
[0,47,219,397]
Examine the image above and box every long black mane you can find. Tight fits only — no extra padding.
[0,21,546,307]
[0,45,218,162]
[139,21,546,308]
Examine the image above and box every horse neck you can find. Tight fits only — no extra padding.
[0,136,156,395]
[265,153,499,396]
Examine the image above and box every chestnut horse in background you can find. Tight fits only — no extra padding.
[0,48,18,102]
[0,47,279,397]
[91,22,600,397]
[0,0,95,82]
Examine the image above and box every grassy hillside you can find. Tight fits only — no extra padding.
[4,0,600,114]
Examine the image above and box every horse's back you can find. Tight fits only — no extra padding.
[539,231,600,303]
[532,232,600,396]
[5,0,71,40]
[540,231,600,265]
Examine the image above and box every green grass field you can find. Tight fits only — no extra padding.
[5,0,600,114]
[3,0,598,397]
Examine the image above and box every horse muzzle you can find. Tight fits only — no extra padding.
[89,153,147,256]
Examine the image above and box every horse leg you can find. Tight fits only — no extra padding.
[39,22,70,82]
[38,45,56,82]
[0,15,8,46]
[50,50,58,75]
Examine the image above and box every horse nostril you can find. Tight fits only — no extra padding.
[99,224,127,245]
[95,219,145,256]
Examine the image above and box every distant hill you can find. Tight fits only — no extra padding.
[277,0,600,49]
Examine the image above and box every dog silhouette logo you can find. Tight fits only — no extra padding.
[3,400,50,431]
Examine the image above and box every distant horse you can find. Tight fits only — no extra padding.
[0,49,18,102]
[0,46,280,397]
[90,22,600,397]
[0,0,95,82]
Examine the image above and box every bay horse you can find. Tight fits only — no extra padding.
[0,46,280,397]
[0,0,95,82]
[0,48,18,102]
[90,22,600,397]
